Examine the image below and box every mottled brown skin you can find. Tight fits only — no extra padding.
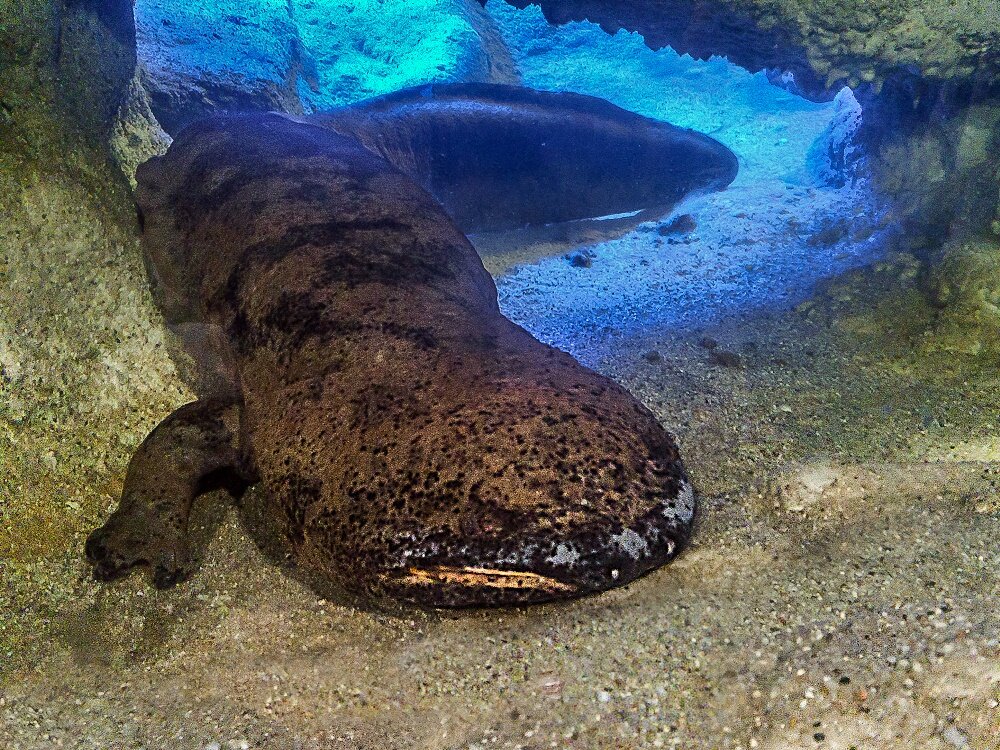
[86,111,697,607]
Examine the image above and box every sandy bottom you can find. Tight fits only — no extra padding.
[3,296,999,749]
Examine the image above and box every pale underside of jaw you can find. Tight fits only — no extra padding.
[384,565,578,593]
[378,480,695,596]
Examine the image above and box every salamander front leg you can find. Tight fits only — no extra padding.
[85,399,250,588]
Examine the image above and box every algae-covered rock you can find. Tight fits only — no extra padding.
[110,69,172,187]
[801,240,1000,364]
[925,240,1000,356]
[0,0,135,153]
[0,0,190,671]
[864,89,1000,243]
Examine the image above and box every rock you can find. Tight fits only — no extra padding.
[568,252,593,268]
[295,0,519,113]
[1,0,135,149]
[657,214,697,237]
[1,0,190,673]
[110,69,172,187]
[807,86,863,187]
[136,0,303,134]
[924,239,1000,356]
[709,350,742,368]
[536,672,565,698]
[807,218,849,248]
[774,461,870,514]
[866,91,1000,251]
[942,726,971,750]
[459,0,520,85]
[136,0,519,134]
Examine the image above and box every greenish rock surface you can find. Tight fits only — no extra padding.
[0,0,189,664]
[866,96,1000,240]
[926,239,1000,356]
[860,92,1000,356]
[110,70,172,187]
[0,0,136,147]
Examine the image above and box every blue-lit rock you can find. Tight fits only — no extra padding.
[293,0,517,113]
[137,0,517,134]
[137,0,301,133]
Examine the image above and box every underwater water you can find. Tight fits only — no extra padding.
[5,1,1000,749]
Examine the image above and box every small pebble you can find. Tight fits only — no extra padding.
[540,676,564,698]
[710,350,742,368]
[943,726,971,749]
[658,214,697,236]
[807,218,848,247]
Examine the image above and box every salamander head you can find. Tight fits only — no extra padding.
[347,367,696,608]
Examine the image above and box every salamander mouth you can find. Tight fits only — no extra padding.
[384,565,578,595]
[375,479,696,608]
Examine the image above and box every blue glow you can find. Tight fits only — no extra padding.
[136,0,489,113]
[486,2,881,365]
[291,0,486,112]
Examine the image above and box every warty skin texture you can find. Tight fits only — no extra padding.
[86,108,703,607]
